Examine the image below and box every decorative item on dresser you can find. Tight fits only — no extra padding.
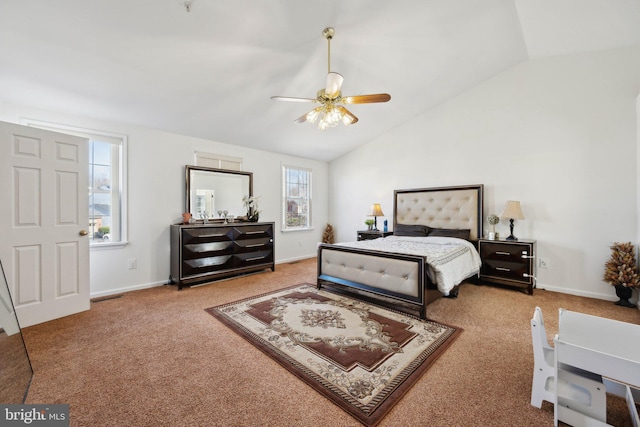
[170,222,275,289]
[478,238,536,294]
[487,214,500,240]
[356,229,393,241]
[243,195,261,222]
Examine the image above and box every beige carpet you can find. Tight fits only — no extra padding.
[22,258,640,426]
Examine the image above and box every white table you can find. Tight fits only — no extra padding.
[554,309,640,427]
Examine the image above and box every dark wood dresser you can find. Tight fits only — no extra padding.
[478,239,536,294]
[170,222,275,289]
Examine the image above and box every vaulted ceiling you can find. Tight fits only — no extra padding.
[1,0,639,161]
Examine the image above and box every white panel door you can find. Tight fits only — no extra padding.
[0,121,90,327]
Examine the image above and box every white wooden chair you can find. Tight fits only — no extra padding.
[530,307,607,422]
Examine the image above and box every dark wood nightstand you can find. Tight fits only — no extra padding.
[357,230,393,241]
[478,239,536,295]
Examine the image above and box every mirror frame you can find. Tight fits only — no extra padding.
[0,258,33,403]
[185,166,253,221]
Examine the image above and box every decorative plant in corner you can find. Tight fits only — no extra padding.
[322,224,335,244]
[243,195,261,222]
[603,241,639,308]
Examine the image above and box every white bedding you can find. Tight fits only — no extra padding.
[337,235,482,296]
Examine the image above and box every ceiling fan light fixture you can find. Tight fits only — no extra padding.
[306,104,347,131]
[271,27,390,130]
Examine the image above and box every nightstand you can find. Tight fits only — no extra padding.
[357,230,393,241]
[478,239,536,295]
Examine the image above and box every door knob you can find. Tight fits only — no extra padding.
[79,230,88,236]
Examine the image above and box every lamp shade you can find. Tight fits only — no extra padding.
[500,201,525,220]
[370,203,384,217]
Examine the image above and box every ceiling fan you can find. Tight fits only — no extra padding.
[271,27,391,130]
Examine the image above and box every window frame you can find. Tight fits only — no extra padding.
[194,151,243,170]
[281,164,313,232]
[22,119,128,250]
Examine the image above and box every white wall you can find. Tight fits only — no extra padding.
[329,45,640,301]
[0,102,329,297]
[637,94,640,308]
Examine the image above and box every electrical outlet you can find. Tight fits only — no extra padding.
[128,259,137,269]
[539,258,550,269]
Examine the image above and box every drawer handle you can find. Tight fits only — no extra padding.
[496,251,511,256]
[246,244,264,248]
[523,273,536,279]
[244,231,264,235]
[198,233,226,238]
[246,256,266,261]
[521,255,535,259]
[496,267,511,272]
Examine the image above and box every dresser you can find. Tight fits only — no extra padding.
[478,239,536,294]
[170,222,275,289]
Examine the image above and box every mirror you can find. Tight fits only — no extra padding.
[0,258,33,403]
[186,166,253,220]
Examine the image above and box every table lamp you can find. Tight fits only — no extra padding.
[369,204,384,231]
[500,200,525,241]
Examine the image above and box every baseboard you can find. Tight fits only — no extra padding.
[89,256,318,299]
[536,282,621,302]
[275,254,316,264]
[90,280,166,299]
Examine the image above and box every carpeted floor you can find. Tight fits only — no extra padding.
[21,258,640,426]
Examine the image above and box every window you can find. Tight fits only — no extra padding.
[194,151,242,170]
[88,138,124,246]
[23,120,127,248]
[282,165,312,231]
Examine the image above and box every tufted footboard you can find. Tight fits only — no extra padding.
[317,244,428,319]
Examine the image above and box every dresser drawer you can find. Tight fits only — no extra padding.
[234,224,273,240]
[183,241,234,260]
[234,237,273,254]
[182,226,233,244]
[480,242,532,261]
[481,258,530,282]
[235,250,273,267]
[182,255,235,278]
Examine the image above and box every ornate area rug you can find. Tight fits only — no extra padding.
[206,284,461,426]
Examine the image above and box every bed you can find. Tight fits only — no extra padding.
[317,184,483,319]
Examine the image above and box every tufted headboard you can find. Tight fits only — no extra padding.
[394,184,484,241]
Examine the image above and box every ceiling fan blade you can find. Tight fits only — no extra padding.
[343,93,391,104]
[271,96,318,103]
[294,110,312,124]
[337,106,358,125]
[325,72,344,99]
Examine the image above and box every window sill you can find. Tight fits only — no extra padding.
[90,241,128,251]
[281,227,314,233]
